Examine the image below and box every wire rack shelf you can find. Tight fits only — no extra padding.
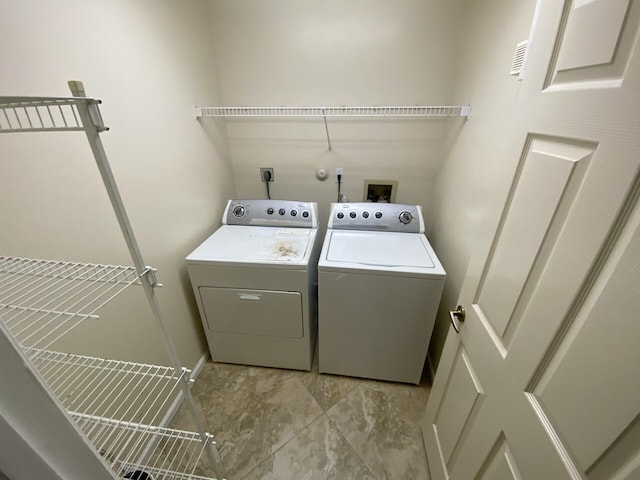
[0,83,221,479]
[195,104,470,118]
[25,348,188,426]
[0,256,148,350]
[71,413,215,480]
[0,97,83,132]
[0,95,108,133]
[195,104,470,151]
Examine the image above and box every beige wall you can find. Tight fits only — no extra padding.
[0,0,235,368]
[425,0,538,370]
[208,0,465,228]
[0,0,543,377]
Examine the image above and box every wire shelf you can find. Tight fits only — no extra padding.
[0,256,149,350]
[195,105,471,118]
[71,413,216,480]
[25,348,187,426]
[0,95,107,133]
[0,97,84,132]
[1,83,221,479]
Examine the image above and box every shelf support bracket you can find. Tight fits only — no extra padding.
[322,108,333,152]
[142,267,162,288]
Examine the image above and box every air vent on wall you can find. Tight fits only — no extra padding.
[510,40,529,79]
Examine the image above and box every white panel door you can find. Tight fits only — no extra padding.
[423,1,640,479]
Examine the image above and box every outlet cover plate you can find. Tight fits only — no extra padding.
[260,167,274,182]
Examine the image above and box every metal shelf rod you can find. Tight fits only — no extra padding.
[27,348,182,379]
[68,81,223,478]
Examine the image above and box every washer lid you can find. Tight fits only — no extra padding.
[319,230,446,278]
[326,231,434,267]
[186,225,316,265]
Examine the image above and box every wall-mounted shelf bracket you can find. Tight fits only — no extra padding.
[321,108,333,152]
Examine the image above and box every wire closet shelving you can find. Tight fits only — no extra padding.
[195,104,471,151]
[0,83,223,480]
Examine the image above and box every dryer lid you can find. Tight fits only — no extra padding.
[187,225,316,265]
[326,231,435,268]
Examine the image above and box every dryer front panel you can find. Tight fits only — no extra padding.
[199,287,303,338]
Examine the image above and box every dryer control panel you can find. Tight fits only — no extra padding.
[223,199,318,228]
[328,202,424,233]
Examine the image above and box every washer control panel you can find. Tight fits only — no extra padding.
[223,199,318,227]
[328,202,424,233]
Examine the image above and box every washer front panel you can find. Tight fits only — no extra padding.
[318,268,444,384]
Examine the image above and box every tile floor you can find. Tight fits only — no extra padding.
[171,350,432,480]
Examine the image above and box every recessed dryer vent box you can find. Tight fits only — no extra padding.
[364,180,397,203]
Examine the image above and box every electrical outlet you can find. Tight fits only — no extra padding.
[260,167,274,182]
[335,168,343,177]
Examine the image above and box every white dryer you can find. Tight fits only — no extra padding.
[318,202,445,384]
[186,199,320,371]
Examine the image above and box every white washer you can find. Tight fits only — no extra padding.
[186,199,320,371]
[318,202,445,384]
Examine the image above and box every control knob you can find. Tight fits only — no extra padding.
[362,211,369,218]
[290,209,298,216]
[232,205,245,218]
[349,211,357,218]
[278,208,286,215]
[375,211,383,219]
[302,211,310,218]
[399,211,413,224]
[267,207,274,215]
[337,212,345,219]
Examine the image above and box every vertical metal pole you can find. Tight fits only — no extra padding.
[322,108,332,152]
[68,81,223,478]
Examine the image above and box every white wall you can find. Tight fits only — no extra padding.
[208,0,465,227]
[0,0,235,368]
[425,0,538,369]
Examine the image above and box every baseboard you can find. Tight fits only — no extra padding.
[158,351,210,429]
[189,350,211,381]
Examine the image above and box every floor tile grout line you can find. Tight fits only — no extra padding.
[330,377,365,410]
[248,374,325,474]
[326,418,379,479]
[193,365,323,480]
[237,411,327,480]
[325,384,381,480]
[236,371,370,479]
[298,368,371,413]
[190,362,431,479]
[252,374,323,476]
[290,373,330,424]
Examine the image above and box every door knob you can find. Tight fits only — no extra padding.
[449,305,466,333]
